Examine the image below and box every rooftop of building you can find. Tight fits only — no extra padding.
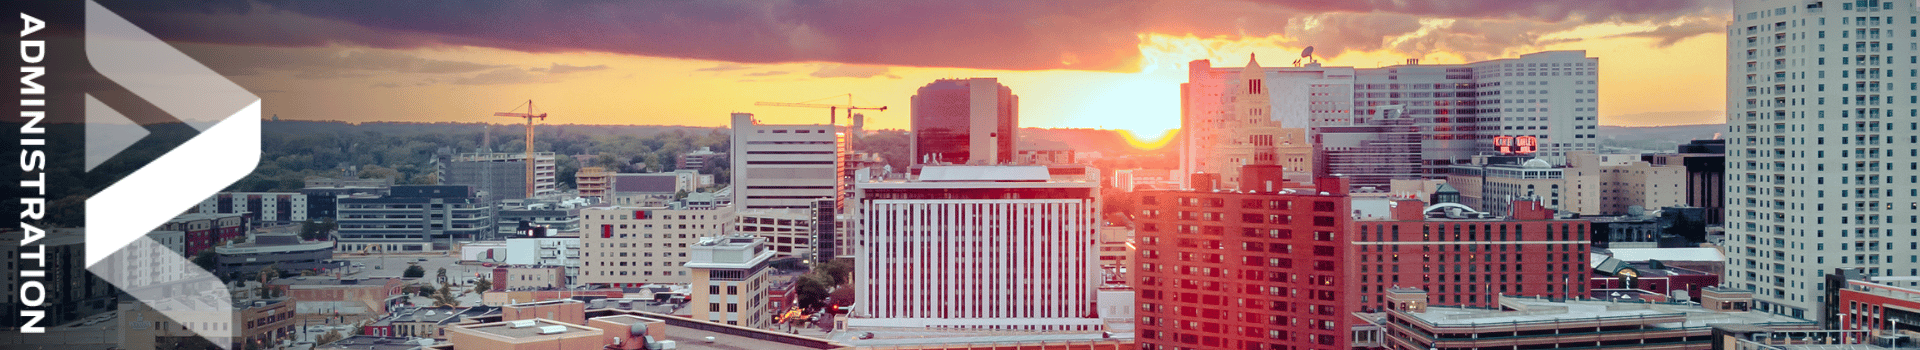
[374,306,499,326]
[169,212,247,222]
[316,335,426,350]
[455,318,598,340]
[857,165,1099,188]
[1602,247,1726,262]
[216,233,334,254]
[1396,296,1811,329]
[611,173,682,193]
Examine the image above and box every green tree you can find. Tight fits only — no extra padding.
[192,250,218,272]
[359,164,401,180]
[437,267,449,285]
[300,219,337,241]
[256,264,282,299]
[471,277,493,294]
[417,285,436,297]
[403,264,426,278]
[431,283,459,307]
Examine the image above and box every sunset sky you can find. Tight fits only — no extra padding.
[107,0,1733,139]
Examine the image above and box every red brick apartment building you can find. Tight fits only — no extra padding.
[1134,169,1356,350]
[1353,199,1592,311]
[1835,279,1920,332]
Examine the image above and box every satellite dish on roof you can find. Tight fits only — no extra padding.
[1301,46,1315,58]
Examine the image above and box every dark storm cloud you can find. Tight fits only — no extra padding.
[99,0,1727,72]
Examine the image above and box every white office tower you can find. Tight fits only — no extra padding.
[1724,0,1920,322]
[847,166,1103,331]
[729,113,840,211]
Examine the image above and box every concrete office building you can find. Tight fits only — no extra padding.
[335,185,495,252]
[677,147,725,171]
[197,192,308,226]
[1723,0,1920,321]
[686,235,775,328]
[848,165,1102,331]
[579,206,733,287]
[730,113,840,211]
[301,177,394,223]
[733,210,813,257]
[442,152,558,200]
[1182,51,1601,191]
[1134,174,1355,350]
[911,78,1019,165]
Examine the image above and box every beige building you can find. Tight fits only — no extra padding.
[687,235,776,328]
[1447,152,1684,216]
[494,265,568,291]
[575,166,611,201]
[732,209,812,257]
[1182,56,1315,189]
[579,206,732,287]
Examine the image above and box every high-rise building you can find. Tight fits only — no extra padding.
[1134,174,1354,350]
[848,165,1101,331]
[1183,51,1601,192]
[1723,0,1920,321]
[910,78,1018,165]
[578,206,732,287]
[686,235,775,328]
[729,113,839,211]
[441,152,558,200]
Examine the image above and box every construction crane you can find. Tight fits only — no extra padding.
[494,100,548,199]
[754,94,886,125]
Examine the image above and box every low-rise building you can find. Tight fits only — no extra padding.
[197,192,308,226]
[335,185,495,252]
[576,166,613,201]
[1835,278,1920,333]
[163,212,250,257]
[579,206,733,287]
[503,236,580,286]
[687,235,775,328]
[491,265,569,292]
[213,232,338,278]
[1369,290,1814,350]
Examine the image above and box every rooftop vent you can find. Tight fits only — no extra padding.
[538,325,569,334]
[509,320,537,328]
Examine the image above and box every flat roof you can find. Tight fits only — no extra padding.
[1605,248,1725,262]
[460,319,598,339]
[917,166,1052,182]
[1401,297,1810,328]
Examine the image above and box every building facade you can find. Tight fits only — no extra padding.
[578,206,733,287]
[335,185,494,252]
[732,209,813,257]
[442,152,558,200]
[1354,199,1593,311]
[213,233,337,278]
[575,166,612,200]
[686,235,775,328]
[1723,0,1920,321]
[730,113,840,211]
[849,166,1102,331]
[504,236,580,286]
[1134,176,1355,350]
[1182,51,1601,191]
[197,192,308,226]
[910,78,1019,165]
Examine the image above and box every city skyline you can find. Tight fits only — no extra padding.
[99,0,1734,139]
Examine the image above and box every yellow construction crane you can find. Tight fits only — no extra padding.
[754,94,886,125]
[494,100,548,198]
